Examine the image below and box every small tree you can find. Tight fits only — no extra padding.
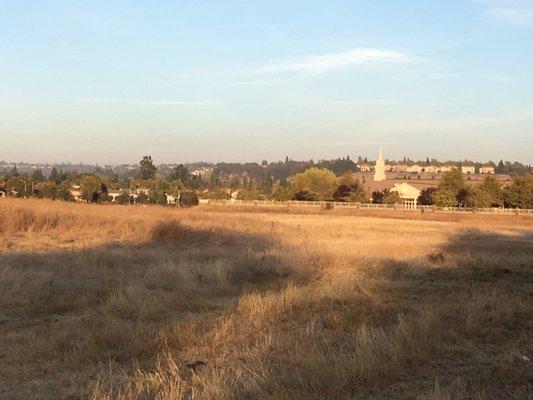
[167,164,190,183]
[80,175,102,202]
[31,169,45,183]
[291,167,338,200]
[272,186,293,202]
[138,156,157,180]
[418,187,436,205]
[431,169,466,207]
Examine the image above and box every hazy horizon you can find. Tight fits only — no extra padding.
[2,1,533,164]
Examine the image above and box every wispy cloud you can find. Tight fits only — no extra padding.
[82,98,224,106]
[253,48,416,75]
[427,72,519,83]
[485,8,533,25]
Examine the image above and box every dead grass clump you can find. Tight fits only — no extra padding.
[86,312,160,362]
[150,220,205,244]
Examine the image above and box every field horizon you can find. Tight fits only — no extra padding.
[1,198,532,399]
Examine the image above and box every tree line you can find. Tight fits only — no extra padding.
[1,156,532,209]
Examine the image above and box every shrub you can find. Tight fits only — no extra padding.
[148,191,167,205]
[272,186,293,202]
[372,189,401,204]
[179,191,199,207]
[293,190,317,201]
[136,193,149,204]
[115,193,133,205]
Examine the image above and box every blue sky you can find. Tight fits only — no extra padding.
[1,0,532,164]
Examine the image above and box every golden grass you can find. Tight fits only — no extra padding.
[0,198,532,399]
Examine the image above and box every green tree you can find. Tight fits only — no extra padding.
[80,175,102,202]
[261,173,274,192]
[504,175,533,209]
[463,176,504,208]
[31,169,45,183]
[272,186,293,202]
[333,182,367,203]
[418,187,437,205]
[479,175,503,207]
[167,164,190,183]
[291,167,338,200]
[55,182,74,201]
[138,156,157,180]
[49,167,66,184]
[431,169,466,207]
[372,189,400,204]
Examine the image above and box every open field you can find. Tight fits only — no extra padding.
[0,198,532,399]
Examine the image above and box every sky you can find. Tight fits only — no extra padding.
[1,0,533,164]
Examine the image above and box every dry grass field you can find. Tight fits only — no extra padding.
[0,198,532,399]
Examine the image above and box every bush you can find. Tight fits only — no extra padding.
[272,186,293,202]
[148,191,167,205]
[115,193,133,205]
[293,190,317,201]
[179,191,199,207]
[332,183,367,203]
[372,189,400,204]
[418,187,436,205]
[206,190,231,200]
[236,189,261,201]
[136,193,149,204]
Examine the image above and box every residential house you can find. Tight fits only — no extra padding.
[424,165,439,173]
[439,165,454,172]
[480,165,495,174]
[358,163,373,172]
[406,164,423,173]
[461,165,475,174]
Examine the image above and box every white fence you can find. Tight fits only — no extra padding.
[201,199,533,215]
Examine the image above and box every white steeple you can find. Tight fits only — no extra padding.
[374,146,386,181]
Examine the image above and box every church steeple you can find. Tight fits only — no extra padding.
[374,147,386,181]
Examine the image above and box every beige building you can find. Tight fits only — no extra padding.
[358,163,373,172]
[461,165,475,174]
[406,164,423,173]
[480,165,495,174]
